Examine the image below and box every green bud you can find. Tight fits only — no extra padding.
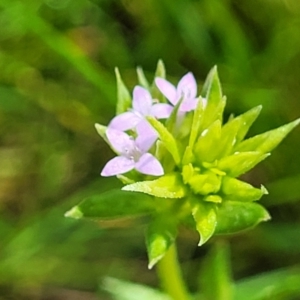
[188,170,221,196]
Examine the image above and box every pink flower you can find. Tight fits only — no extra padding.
[109,86,173,131]
[101,128,164,177]
[155,72,199,112]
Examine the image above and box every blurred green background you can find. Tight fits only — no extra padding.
[0,0,300,299]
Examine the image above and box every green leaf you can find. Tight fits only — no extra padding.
[199,241,234,300]
[64,189,154,220]
[165,97,184,134]
[154,59,166,79]
[147,116,181,165]
[221,177,268,202]
[217,151,270,177]
[194,120,222,163]
[122,173,187,199]
[94,123,108,143]
[146,218,177,269]
[214,106,262,159]
[189,196,217,246]
[136,66,150,89]
[188,97,205,148]
[234,105,262,143]
[234,267,300,300]
[235,118,300,153]
[102,277,170,300]
[181,145,194,166]
[201,66,226,130]
[215,201,270,235]
[115,67,132,115]
[151,60,166,101]
[216,117,242,159]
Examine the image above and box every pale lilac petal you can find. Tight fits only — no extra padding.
[180,98,199,112]
[151,103,173,119]
[177,72,197,100]
[109,112,141,131]
[132,86,152,116]
[155,78,177,105]
[101,156,134,176]
[106,128,134,154]
[135,153,164,176]
[136,121,158,152]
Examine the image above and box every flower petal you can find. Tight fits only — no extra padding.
[106,128,134,154]
[109,112,141,131]
[132,86,153,116]
[177,72,197,100]
[155,78,177,105]
[180,98,199,112]
[135,153,164,176]
[151,103,173,119]
[101,156,134,176]
[135,121,158,152]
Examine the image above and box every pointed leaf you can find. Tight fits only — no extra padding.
[215,201,271,235]
[65,189,154,220]
[234,105,262,143]
[95,123,108,143]
[217,151,270,177]
[201,65,220,98]
[122,173,187,199]
[147,116,181,165]
[115,67,132,115]
[182,145,194,166]
[189,196,217,246]
[136,66,150,89]
[188,97,205,149]
[201,66,226,130]
[214,106,262,160]
[217,119,242,159]
[151,60,167,101]
[235,118,300,153]
[222,176,268,202]
[194,120,222,163]
[146,218,177,269]
[165,97,184,134]
[154,59,166,79]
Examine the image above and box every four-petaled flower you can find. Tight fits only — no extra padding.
[109,86,173,132]
[155,72,199,112]
[101,127,164,177]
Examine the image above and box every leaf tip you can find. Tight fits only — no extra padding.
[197,235,211,247]
[114,67,120,78]
[95,123,106,137]
[148,256,163,270]
[262,210,271,222]
[64,206,83,219]
[293,117,300,127]
[261,185,269,195]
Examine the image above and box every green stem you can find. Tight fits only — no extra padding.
[156,243,190,300]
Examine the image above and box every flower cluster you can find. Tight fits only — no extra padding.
[68,61,299,268]
[100,71,200,178]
